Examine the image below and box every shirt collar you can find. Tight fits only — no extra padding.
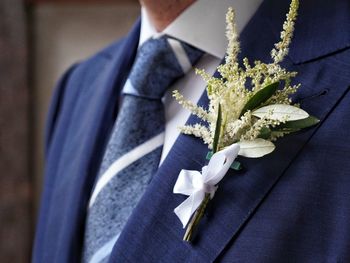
[140,0,263,59]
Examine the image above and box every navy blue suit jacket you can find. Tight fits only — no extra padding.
[33,0,350,262]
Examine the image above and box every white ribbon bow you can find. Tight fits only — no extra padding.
[173,143,240,228]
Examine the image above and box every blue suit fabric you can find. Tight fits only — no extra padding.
[33,0,350,262]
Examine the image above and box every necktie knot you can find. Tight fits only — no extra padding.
[123,35,204,99]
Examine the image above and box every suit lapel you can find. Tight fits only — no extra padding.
[286,0,350,64]
[40,19,141,262]
[110,0,350,261]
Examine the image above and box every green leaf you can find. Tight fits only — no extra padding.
[270,131,287,138]
[258,126,271,139]
[230,161,243,171]
[275,115,320,131]
[212,103,222,153]
[238,139,275,158]
[240,82,279,116]
[252,104,309,121]
[206,151,213,159]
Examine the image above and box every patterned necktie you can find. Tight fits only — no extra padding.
[82,35,203,263]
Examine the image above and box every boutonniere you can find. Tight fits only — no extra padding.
[172,0,319,242]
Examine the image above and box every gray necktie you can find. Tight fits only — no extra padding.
[83,35,203,263]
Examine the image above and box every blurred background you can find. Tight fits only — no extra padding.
[0,0,140,261]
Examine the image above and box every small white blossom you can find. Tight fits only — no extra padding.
[225,7,240,65]
[179,124,212,147]
[172,90,210,121]
[271,0,299,64]
[174,1,302,152]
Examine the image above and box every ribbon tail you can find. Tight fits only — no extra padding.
[174,190,205,228]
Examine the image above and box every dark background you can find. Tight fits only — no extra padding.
[0,0,138,261]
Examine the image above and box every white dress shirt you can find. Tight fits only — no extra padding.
[138,0,263,162]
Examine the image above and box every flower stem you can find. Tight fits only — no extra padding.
[183,193,211,242]
[183,111,221,242]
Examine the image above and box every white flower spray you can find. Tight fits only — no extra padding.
[173,0,319,242]
[173,0,303,154]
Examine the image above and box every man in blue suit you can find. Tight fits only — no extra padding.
[33,0,350,262]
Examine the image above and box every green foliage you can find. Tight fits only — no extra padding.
[275,116,320,131]
[212,103,222,153]
[258,127,272,139]
[240,82,279,116]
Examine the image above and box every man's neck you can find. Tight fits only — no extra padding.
[140,0,195,32]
